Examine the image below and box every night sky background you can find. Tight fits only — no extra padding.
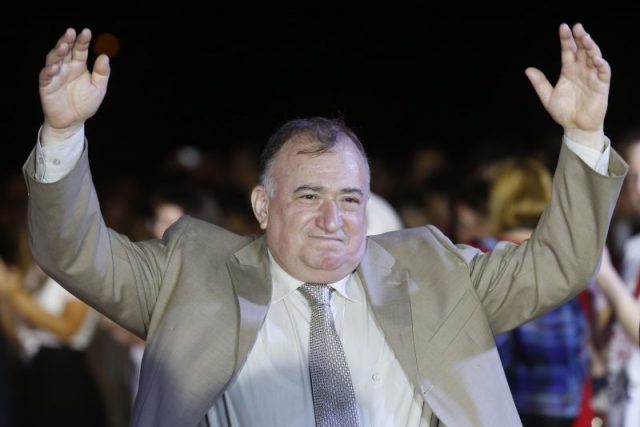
[3,8,640,184]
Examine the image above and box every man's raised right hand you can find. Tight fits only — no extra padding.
[39,28,110,144]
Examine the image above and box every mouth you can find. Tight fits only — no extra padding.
[309,235,345,243]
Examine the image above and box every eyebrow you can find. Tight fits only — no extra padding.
[294,185,364,197]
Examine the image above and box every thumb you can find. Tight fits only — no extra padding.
[91,54,111,90]
[525,67,552,107]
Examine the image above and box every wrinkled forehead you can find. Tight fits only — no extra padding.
[276,133,367,167]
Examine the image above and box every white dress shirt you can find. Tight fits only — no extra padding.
[218,253,429,426]
[34,127,612,426]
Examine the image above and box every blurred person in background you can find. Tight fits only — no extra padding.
[0,227,105,427]
[600,132,640,427]
[451,179,496,252]
[365,192,404,236]
[596,247,640,345]
[0,228,16,427]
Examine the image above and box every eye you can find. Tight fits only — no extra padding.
[342,197,361,205]
[340,197,361,212]
[300,194,318,200]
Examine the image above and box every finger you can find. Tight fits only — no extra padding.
[592,56,612,83]
[70,28,92,64]
[582,32,604,72]
[571,22,587,40]
[525,67,553,106]
[40,55,65,88]
[38,64,58,87]
[45,28,75,67]
[45,41,70,68]
[585,44,598,71]
[573,24,611,83]
[91,54,111,88]
[573,23,592,63]
[582,33,602,60]
[559,23,577,65]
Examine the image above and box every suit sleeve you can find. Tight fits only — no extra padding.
[466,142,627,334]
[23,142,177,338]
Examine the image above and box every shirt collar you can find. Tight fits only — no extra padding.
[267,251,361,304]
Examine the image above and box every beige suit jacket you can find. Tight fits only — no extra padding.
[23,143,626,426]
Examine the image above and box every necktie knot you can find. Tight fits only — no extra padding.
[299,283,332,307]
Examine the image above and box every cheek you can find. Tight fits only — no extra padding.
[272,207,311,238]
[344,213,366,239]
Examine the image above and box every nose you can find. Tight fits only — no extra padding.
[317,200,343,233]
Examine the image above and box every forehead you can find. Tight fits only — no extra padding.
[278,135,365,167]
[272,135,369,186]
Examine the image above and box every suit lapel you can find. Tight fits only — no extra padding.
[226,236,272,371]
[356,239,419,382]
[226,236,420,391]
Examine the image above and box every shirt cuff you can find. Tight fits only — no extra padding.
[563,134,611,176]
[35,125,85,183]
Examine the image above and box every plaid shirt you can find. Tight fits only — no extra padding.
[495,295,589,418]
[469,234,590,418]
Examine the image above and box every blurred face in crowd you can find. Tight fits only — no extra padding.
[251,134,370,284]
[151,203,184,239]
[625,142,640,215]
[454,202,489,245]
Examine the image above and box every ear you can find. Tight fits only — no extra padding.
[251,185,269,230]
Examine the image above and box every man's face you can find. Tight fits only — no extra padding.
[626,143,640,214]
[252,135,370,284]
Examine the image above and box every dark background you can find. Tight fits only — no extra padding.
[3,8,640,182]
